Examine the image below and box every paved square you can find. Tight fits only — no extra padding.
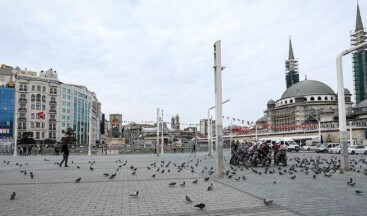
[1,151,366,215]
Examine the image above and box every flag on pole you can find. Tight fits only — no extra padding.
[37,112,44,119]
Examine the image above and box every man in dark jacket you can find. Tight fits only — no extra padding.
[59,143,69,167]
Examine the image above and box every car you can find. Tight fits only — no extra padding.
[315,143,338,153]
[328,145,341,154]
[302,144,318,151]
[347,145,367,155]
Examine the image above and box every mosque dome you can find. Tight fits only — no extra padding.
[267,99,275,105]
[281,80,335,99]
[356,99,367,108]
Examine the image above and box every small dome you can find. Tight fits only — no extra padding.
[256,116,268,123]
[344,88,351,95]
[281,80,335,99]
[356,99,367,108]
[267,99,275,105]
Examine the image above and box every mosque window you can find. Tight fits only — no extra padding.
[325,97,328,100]
[317,97,321,100]
[285,101,288,104]
[290,99,293,103]
[310,97,315,101]
[331,97,334,100]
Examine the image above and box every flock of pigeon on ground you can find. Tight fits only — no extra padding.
[3,153,367,211]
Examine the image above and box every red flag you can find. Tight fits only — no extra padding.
[37,112,44,119]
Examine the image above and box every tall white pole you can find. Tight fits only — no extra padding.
[207,110,211,155]
[349,121,353,146]
[161,110,164,155]
[88,105,92,156]
[214,40,224,177]
[13,112,17,156]
[318,121,321,145]
[156,108,160,156]
[255,124,258,142]
[230,120,232,151]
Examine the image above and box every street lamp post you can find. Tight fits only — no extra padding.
[349,121,353,146]
[309,114,321,145]
[207,99,230,156]
[156,108,160,156]
[161,110,164,155]
[336,41,367,171]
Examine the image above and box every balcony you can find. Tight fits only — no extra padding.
[17,126,26,130]
[18,108,27,112]
[49,127,56,131]
[49,109,57,114]
[19,98,27,103]
[50,91,57,95]
[49,119,56,123]
[49,101,57,105]
[19,88,28,92]
[18,117,27,121]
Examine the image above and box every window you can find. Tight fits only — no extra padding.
[62,122,65,127]
[318,97,321,100]
[42,105,45,110]
[31,113,35,119]
[67,116,70,120]
[62,101,66,106]
[67,109,70,113]
[63,88,66,93]
[32,85,35,91]
[325,97,328,100]
[36,103,41,110]
[67,89,71,94]
[43,86,46,92]
[36,94,41,102]
[42,95,46,102]
[31,122,34,128]
[67,102,70,106]
[310,97,315,101]
[36,132,40,139]
[20,93,26,99]
[62,115,65,120]
[67,95,71,99]
[290,99,293,103]
[51,97,56,102]
[331,97,334,100]
[37,85,41,91]
[36,122,40,128]
[31,104,35,110]
[63,94,66,99]
[62,108,66,112]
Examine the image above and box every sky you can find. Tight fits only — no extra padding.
[0,0,364,128]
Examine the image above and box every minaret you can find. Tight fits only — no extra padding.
[285,37,299,89]
[351,2,367,104]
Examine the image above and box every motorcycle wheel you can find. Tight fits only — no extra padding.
[230,156,235,165]
[244,158,253,167]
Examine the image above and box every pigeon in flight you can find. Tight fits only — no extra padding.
[75,177,81,183]
[264,199,273,205]
[10,192,16,200]
[194,203,205,209]
[130,191,139,197]
[169,182,176,187]
[186,195,193,203]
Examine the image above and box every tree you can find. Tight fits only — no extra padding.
[61,127,76,144]
[18,132,35,145]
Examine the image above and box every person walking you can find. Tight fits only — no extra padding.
[191,143,196,154]
[59,143,69,167]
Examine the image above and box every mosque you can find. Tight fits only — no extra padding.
[253,3,367,145]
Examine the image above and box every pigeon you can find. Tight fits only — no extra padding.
[194,203,205,209]
[242,176,247,180]
[180,181,185,187]
[109,173,116,179]
[186,195,193,203]
[131,171,136,175]
[130,191,139,197]
[152,174,156,178]
[355,190,363,194]
[313,175,316,179]
[75,177,81,183]
[90,167,94,171]
[207,183,213,191]
[290,175,296,180]
[147,166,151,170]
[349,182,356,187]
[235,177,240,181]
[30,174,34,179]
[72,161,74,164]
[77,166,80,169]
[161,169,165,174]
[103,173,109,177]
[264,199,273,205]
[10,192,16,200]
[273,178,276,184]
[204,177,209,181]
[192,179,198,184]
[169,182,176,187]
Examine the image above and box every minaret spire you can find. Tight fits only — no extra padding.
[288,37,294,60]
[356,2,364,31]
[285,36,299,89]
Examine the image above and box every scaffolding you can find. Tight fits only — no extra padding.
[351,28,367,104]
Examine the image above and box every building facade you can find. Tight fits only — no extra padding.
[0,86,15,140]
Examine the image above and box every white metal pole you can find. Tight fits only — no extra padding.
[214,40,224,177]
[318,120,321,145]
[161,110,164,155]
[230,120,232,151]
[349,121,353,146]
[255,124,258,142]
[207,109,211,155]
[13,112,17,156]
[88,105,92,156]
[156,108,160,156]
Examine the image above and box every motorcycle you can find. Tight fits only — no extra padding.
[274,148,287,166]
[244,149,272,167]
